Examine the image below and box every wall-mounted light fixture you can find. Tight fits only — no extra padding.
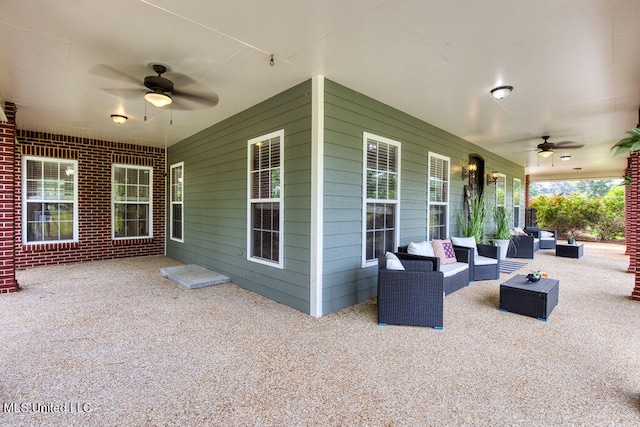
[110,114,128,124]
[487,170,500,185]
[462,162,478,180]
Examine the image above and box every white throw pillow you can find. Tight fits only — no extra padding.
[540,230,554,238]
[450,236,477,250]
[385,252,405,270]
[407,240,435,257]
[450,236,479,260]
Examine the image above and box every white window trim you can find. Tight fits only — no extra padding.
[361,132,401,268]
[496,173,507,208]
[22,156,79,245]
[170,162,184,243]
[246,129,284,269]
[513,177,522,227]
[427,152,450,240]
[111,164,154,240]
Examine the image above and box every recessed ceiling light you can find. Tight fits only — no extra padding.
[573,167,582,172]
[490,85,513,99]
[560,155,571,161]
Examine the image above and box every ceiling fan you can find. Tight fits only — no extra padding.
[536,135,584,158]
[92,62,219,110]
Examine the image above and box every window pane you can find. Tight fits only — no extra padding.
[114,167,126,184]
[251,202,280,261]
[26,180,41,199]
[366,203,395,263]
[139,169,150,186]
[172,204,182,240]
[24,158,77,243]
[126,168,138,185]
[112,165,152,239]
[366,139,398,202]
[27,160,42,180]
[270,138,280,168]
[43,162,58,180]
[429,205,447,240]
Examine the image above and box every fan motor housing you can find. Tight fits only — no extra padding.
[144,75,173,93]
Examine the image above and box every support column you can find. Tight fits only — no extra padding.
[0,102,18,294]
[524,174,530,208]
[631,150,640,299]
[625,157,632,258]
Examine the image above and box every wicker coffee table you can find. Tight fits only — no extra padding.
[555,243,584,259]
[499,275,559,321]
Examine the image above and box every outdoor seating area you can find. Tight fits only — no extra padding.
[2,242,638,425]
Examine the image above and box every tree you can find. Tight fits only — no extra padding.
[529,185,624,241]
[593,185,625,240]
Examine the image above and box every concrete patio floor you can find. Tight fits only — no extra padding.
[1,242,639,426]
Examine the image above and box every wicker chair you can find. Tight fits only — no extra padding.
[377,255,444,329]
[396,245,471,295]
[507,234,540,259]
[526,227,557,249]
[454,243,501,281]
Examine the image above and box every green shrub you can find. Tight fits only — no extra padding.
[530,186,624,240]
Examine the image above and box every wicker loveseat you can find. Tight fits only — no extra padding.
[397,242,471,295]
[377,254,444,329]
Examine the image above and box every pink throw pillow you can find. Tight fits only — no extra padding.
[432,239,457,265]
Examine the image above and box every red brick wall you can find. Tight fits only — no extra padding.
[625,157,632,259]
[631,151,640,300]
[0,103,18,293]
[13,130,165,271]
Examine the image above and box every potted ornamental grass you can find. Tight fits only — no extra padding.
[491,206,513,260]
[457,193,488,244]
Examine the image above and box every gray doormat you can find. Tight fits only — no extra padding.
[500,260,526,274]
[160,264,230,290]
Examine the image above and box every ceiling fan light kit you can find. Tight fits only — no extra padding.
[145,91,172,107]
[538,149,553,158]
[490,85,513,99]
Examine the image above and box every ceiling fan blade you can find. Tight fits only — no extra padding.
[99,87,144,99]
[555,142,584,149]
[172,89,219,109]
[89,64,142,86]
[165,71,199,88]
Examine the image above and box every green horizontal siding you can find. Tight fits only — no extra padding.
[321,79,524,315]
[167,80,313,314]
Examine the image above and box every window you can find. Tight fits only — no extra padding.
[428,153,450,240]
[513,178,522,227]
[112,165,153,239]
[363,133,400,267]
[170,162,184,242]
[23,157,78,244]
[247,130,284,267]
[496,173,507,208]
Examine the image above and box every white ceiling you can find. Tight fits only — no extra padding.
[2,0,639,181]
